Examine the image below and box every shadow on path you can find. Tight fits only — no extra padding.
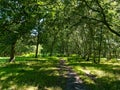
[58,59,86,90]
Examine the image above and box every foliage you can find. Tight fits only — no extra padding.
[0,0,120,62]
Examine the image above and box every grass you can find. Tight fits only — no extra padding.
[0,56,120,90]
[68,59,120,90]
[0,57,9,63]
[0,56,66,90]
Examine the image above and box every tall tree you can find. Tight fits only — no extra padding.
[0,0,38,62]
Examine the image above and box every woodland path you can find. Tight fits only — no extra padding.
[58,59,86,90]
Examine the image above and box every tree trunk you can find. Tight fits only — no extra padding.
[35,33,39,58]
[35,42,39,58]
[98,27,103,63]
[9,42,16,62]
[49,36,57,56]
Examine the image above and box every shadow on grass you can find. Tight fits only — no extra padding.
[68,61,120,90]
[68,62,120,74]
[85,76,120,90]
[0,60,67,90]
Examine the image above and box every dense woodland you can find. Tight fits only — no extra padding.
[0,0,120,90]
[0,0,120,62]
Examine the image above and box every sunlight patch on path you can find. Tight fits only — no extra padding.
[45,87,62,90]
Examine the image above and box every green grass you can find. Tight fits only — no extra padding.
[0,57,9,63]
[68,59,120,90]
[0,56,66,90]
[1,56,120,90]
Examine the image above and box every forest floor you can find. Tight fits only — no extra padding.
[67,58,120,90]
[58,59,86,90]
[0,56,66,90]
[0,56,120,90]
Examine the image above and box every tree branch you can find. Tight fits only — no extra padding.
[83,0,100,13]
[95,0,120,37]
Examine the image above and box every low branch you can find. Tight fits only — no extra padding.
[104,22,120,37]
[95,0,120,37]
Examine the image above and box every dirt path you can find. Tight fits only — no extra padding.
[58,59,86,90]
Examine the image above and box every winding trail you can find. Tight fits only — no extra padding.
[58,59,86,90]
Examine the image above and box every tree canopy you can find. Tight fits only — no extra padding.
[0,0,120,63]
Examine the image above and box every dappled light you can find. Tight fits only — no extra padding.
[0,0,120,90]
[0,58,66,90]
[0,56,120,90]
[68,60,120,90]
